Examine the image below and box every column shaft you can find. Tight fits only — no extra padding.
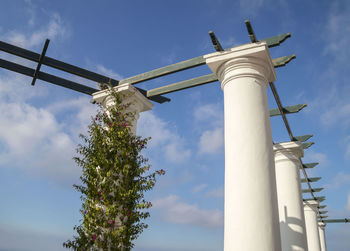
[205,42,281,251]
[304,200,321,251]
[318,222,327,251]
[274,142,308,251]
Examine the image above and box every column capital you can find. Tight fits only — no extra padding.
[274,141,304,162]
[318,222,326,229]
[91,83,153,113]
[304,200,319,212]
[204,42,276,90]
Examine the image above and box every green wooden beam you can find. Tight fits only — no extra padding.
[302,142,314,149]
[301,177,321,183]
[147,74,218,97]
[318,215,328,219]
[272,55,296,68]
[269,104,307,117]
[302,188,324,193]
[302,163,319,169]
[318,205,327,209]
[261,32,291,48]
[322,218,350,223]
[319,211,328,214]
[294,134,313,142]
[304,196,325,202]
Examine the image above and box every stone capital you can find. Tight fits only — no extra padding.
[304,200,319,213]
[204,42,276,90]
[274,141,304,163]
[91,83,153,113]
[318,222,326,229]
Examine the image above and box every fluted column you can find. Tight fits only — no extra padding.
[318,222,326,251]
[304,200,321,251]
[205,42,281,251]
[274,141,308,251]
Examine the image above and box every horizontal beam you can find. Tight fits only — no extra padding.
[0,40,169,103]
[319,211,328,214]
[269,104,307,117]
[147,74,217,97]
[294,134,313,142]
[318,205,327,209]
[322,218,350,223]
[302,188,324,193]
[301,177,321,183]
[261,32,291,48]
[302,163,319,169]
[318,215,328,219]
[304,196,325,202]
[272,55,296,68]
[0,58,98,95]
[302,142,314,149]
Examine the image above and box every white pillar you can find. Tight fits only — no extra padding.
[205,42,281,251]
[91,83,153,134]
[304,200,321,251]
[274,142,308,251]
[318,222,326,251]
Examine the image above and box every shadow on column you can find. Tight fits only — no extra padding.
[280,206,307,251]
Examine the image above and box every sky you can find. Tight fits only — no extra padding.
[0,0,349,250]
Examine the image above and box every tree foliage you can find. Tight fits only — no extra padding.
[63,89,164,250]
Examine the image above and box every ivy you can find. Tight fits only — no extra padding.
[63,88,165,250]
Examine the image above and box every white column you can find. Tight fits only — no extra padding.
[274,142,308,251]
[91,83,153,134]
[304,200,321,251]
[318,222,326,251]
[205,42,281,251]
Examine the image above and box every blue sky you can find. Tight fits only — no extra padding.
[0,0,349,250]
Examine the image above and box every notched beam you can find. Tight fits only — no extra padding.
[269,104,307,117]
[301,177,321,183]
[303,196,325,202]
[261,32,291,48]
[302,142,314,149]
[272,55,296,68]
[302,188,324,193]
[302,163,319,169]
[294,134,313,142]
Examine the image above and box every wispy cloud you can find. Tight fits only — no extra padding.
[205,186,224,198]
[138,111,191,163]
[96,64,123,80]
[325,172,350,190]
[192,183,208,194]
[153,195,223,228]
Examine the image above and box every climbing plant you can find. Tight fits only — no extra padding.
[63,87,165,250]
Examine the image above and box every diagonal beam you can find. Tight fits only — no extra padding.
[0,58,98,95]
[269,104,307,117]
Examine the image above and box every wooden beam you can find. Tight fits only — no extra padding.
[304,196,325,202]
[302,163,319,169]
[301,177,321,183]
[302,142,314,149]
[261,33,291,48]
[302,188,324,193]
[272,55,296,68]
[294,134,313,142]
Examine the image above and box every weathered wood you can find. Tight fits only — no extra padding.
[269,104,307,117]
[272,55,296,68]
[302,188,324,193]
[302,163,319,169]
[261,33,291,48]
[147,74,217,97]
[302,142,314,149]
[294,134,313,142]
[119,56,206,85]
[301,177,321,183]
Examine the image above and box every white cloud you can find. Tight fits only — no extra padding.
[303,150,329,167]
[138,111,191,163]
[205,186,224,198]
[346,193,350,212]
[96,64,123,80]
[194,103,222,123]
[325,172,350,190]
[198,127,224,154]
[153,195,223,228]
[2,13,68,49]
[192,184,208,194]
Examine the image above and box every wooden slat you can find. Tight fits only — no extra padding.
[319,211,328,214]
[272,55,296,68]
[302,163,319,169]
[302,142,314,149]
[147,74,217,97]
[301,177,321,183]
[302,188,324,193]
[261,32,291,48]
[318,205,327,209]
[303,196,325,202]
[269,104,307,117]
[294,134,313,142]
